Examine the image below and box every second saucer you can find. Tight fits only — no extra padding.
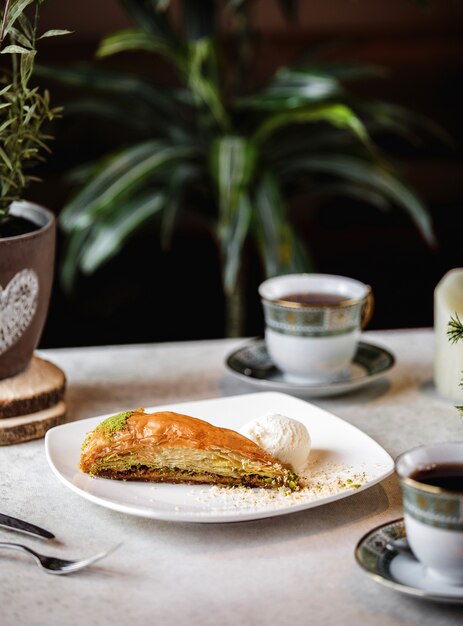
[355,518,463,604]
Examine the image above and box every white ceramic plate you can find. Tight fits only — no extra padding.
[45,392,393,523]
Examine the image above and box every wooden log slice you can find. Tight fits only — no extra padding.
[0,356,66,419]
[0,401,67,445]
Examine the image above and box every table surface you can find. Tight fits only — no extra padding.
[1,329,463,626]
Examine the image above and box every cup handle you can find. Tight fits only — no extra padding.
[361,289,374,329]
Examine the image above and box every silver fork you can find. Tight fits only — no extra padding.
[0,541,121,575]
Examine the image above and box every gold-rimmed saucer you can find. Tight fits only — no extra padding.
[355,518,463,604]
[225,338,394,398]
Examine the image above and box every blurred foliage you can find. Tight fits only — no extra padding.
[46,0,445,333]
[0,0,68,219]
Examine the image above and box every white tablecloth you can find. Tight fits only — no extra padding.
[1,329,462,626]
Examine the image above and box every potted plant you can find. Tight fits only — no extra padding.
[46,0,444,336]
[0,0,68,379]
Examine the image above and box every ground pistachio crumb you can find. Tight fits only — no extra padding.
[95,410,135,440]
[192,462,376,514]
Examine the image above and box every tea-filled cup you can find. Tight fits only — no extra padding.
[396,442,463,585]
[258,273,373,382]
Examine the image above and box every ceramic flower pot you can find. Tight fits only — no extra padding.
[0,201,56,380]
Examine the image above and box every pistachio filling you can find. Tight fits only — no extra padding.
[90,451,299,490]
[91,461,297,489]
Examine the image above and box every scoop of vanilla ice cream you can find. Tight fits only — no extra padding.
[240,413,311,472]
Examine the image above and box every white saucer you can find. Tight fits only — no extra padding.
[225,339,394,398]
[355,518,463,604]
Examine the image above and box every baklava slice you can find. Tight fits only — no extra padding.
[80,408,298,489]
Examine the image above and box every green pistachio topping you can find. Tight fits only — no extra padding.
[95,410,135,440]
[286,470,299,490]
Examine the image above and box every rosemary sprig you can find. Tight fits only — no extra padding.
[0,0,68,217]
[447,314,463,412]
[447,313,463,345]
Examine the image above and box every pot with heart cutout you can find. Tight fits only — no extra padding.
[0,201,55,380]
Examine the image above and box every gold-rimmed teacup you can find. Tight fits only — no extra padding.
[258,273,373,382]
[396,442,463,585]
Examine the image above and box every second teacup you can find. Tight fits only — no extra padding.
[396,442,463,585]
[258,273,373,382]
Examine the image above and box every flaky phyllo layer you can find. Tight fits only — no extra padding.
[80,409,298,490]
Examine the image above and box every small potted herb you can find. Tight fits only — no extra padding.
[0,0,68,379]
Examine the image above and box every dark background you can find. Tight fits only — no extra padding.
[30,0,463,347]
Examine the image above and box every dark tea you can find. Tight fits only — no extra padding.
[279,292,347,306]
[410,463,463,493]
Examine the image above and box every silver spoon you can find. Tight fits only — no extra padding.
[0,541,121,575]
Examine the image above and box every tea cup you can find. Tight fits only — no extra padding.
[258,273,373,382]
[396,442,463,585]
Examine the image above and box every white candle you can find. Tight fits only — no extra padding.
[434,268,463,402]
